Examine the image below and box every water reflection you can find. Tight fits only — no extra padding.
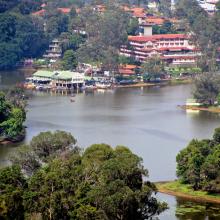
[158,193,220,220]
[175,197,220,220]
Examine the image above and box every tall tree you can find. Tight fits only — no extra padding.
[24,143,167,219]
[193,73,220,105]
[141,55,165,80]
[176,127,220,192]
[61,49,78,70]
[0,165,27,219]
[77,4,130,72]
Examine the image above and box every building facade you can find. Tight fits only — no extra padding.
[43,39,62,63]
[120,33,200,66]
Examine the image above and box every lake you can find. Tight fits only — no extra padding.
[1,71,220,219]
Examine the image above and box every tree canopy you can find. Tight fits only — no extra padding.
[0,89,26,141]
[193,73,220,105]
[1,131,167,219]
[176,127,220,192]
[77,4,131,72]
[0,7,47,70]
[141,55,165,80]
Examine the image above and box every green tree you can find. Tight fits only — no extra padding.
[153,21,177,34]
[193,73,220,105]
[18,0,42,15]
[0,92,11,123]
[30,130,77,161]
[23,142,167,219]
[60,32,85,52]
[0,108,26,141]
[175,0,220,72]
[10,145,41,176]
[45,10,69,40]
[127,17,139,35]
[0,12,47,70]
[176,127,220,192]
[158,0,172,17]
[61,49,78,70]
[77,4,130,72]
[0,165,26,219]
[141,56,165,80]
[0,0,20,13]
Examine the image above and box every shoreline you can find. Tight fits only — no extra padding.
[114,79,192,89]
[156,181,220,204]
[180,105,220,113]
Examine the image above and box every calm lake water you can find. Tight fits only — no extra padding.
[1,71,220,220]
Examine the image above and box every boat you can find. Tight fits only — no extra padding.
[84,85,97,90]
[95,82,111,89]
[24,82,36,89]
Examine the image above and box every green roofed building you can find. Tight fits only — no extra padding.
[32,70,85,90]
[33,70,55,79]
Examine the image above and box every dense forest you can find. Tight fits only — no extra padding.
[0,0,48,70]
[177,128,220,193]
[0,131,167,219]
[0,88,26,141]
[175,0,220,72]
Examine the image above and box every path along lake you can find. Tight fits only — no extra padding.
[1,71,220,219]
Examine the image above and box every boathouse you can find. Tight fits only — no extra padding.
[52,71,85,90]
[32,70,54,84]
[32,70,85,90]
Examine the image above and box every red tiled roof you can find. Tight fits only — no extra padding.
[119,64,137,69]
[128,34,188,42]
[133,12,146,18]
[146,18,165,25]
[57,8,71,14]
[119,69,135,75]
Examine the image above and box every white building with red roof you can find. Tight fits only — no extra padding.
[120,32,200,66]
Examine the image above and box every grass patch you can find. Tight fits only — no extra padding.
[156,181,220,201]
[170,78,192,85]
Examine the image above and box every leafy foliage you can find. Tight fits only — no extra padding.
[0,10,47,70]
[77,4,131,72]
[193,73,220,105]
[141,55,165,80]
[176,127,220,192]
[2,132,167,219]
[152,21,177,35]
[0,165,27,219]
[0,90,26,141]
[175,0,220,72]
[61,49,78,70]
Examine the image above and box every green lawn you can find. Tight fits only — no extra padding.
[156,181,220,200]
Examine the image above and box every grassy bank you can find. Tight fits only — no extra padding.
[156,181,220,204]
[169,78,192,85]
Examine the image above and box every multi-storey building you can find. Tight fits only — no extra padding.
[120,28,201,66]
